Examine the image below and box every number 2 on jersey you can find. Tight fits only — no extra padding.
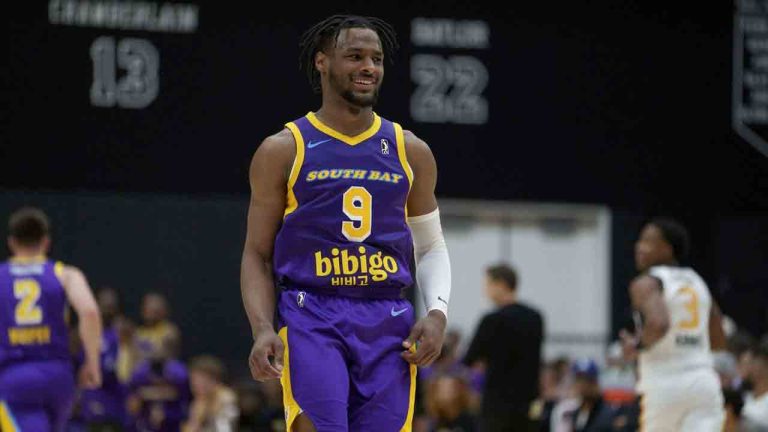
[677,286,699,330]
[342,186,372,242]
[14,279,43,325]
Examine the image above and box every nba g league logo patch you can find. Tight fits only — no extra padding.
[297,291,306,308]
[380,139,389,155]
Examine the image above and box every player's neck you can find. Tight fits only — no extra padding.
[315,99,375,137]
[11,248,46,261]
[643,260,678,271]
[496,291,517,307]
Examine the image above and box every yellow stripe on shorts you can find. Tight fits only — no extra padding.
[0,401,19,432]
[278,326,304,431]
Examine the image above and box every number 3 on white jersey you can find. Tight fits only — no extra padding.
[342,186,372,242]
[677,286,700,330]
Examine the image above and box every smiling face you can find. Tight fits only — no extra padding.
[316,27,384,108]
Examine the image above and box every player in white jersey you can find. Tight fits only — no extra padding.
[621,218,726,431]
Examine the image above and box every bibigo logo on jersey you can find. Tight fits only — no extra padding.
[314,246,398,286]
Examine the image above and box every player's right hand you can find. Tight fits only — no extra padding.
[249,326,284,381]
[78,361,102,389]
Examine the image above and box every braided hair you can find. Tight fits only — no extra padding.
[299,15,398,93]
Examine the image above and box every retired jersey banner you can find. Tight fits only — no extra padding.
[734,0,768,157]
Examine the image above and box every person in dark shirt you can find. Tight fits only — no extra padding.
[566,359,638,432]
[463,263,544,432]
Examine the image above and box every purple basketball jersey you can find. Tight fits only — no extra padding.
[0,257,75,432]
[0,257,71,365]
[273,112,414,297]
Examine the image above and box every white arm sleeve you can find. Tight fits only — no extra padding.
[408,208,451,318]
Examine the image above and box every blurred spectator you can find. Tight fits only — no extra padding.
[78,287,128,431]
[463,264,544,432]
[136,292,181,362]
[424,374,477,432]
[238,379,287,432]
[127,334,191,432]
[552,356,574,400]
[235,382,283,432]
[115,315,140,385]
[421,329,462,380]
[550,393,580,432]
[714,351,741,390]
[531,361,564,432]
[540,361,562,402]
[183,355,238,432]
[742,340,768,430]
[729,330,756,391]
[417,329,481,430]
[420,329,482,407]
[723,389,745,432]
[98,286,121,323]
[599,342,636,405]
[563,359,637,432]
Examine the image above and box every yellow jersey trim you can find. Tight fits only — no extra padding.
[284,122,306,218]
[54,261,65,282]
[399,353,417,431]
[393,122,414,219]
[0,401,20,432]
[278,327,304,430]
[305,112,382,146]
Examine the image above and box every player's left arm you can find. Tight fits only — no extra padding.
[61,265,103,389]
[709,300,727,351]
[401,130,451,367]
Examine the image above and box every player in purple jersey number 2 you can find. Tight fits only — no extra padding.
[0,207,102,432]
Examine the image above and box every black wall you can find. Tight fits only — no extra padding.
[4,2,763,209]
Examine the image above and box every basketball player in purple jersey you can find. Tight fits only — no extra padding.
[240,15,452,432]
[0,207,103,432]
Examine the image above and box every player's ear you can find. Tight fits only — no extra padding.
[315,51,328,74]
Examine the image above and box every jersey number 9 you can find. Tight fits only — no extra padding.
[342,186,372,242]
